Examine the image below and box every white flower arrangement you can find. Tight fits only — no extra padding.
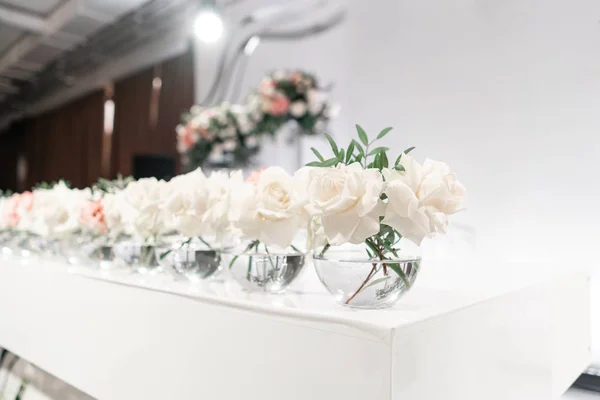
[300,125,466,254]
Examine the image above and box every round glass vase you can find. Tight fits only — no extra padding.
[58,231,96,265]
[21,234,61,259]
[223,241,306,294]
[155,236,224,282]
[313,243,421,309]
[83,235,125,270]
[114,238,162,275]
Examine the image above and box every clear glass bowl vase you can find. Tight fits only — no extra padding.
[313,243,421,309]
[114,240,162,274]
[223,241,306,294]
[155,236,223,282]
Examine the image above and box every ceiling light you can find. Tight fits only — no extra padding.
[194,9,224,43]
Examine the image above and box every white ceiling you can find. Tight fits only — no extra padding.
[0,0,150,104]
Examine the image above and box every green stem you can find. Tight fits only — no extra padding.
[197,236,213,250]
[159,237,192,260]
[263,245,277,270]
[318,243,331,258]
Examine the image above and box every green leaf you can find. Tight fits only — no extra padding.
[374,153,382,169]
[356,124,369,146]
[365,239,380,257]
[338,149,345,163]
[394,165,405,172]
[404,146,415,155]
[377,127,393,139]
[306,161,323,167]
[353,140,364,157]
[311,147,325,162]
[321,157,339,167]
[387,263,411,288]
[324,133,339,156]
[381,151,389,168]
[367,147,389,156]
[363,276,391,290]
[394,154,403,166]
[346,141,355,163]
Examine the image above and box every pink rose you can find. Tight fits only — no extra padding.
[5,191,33,227]
[81,199,107,234]
[268,95,290,116]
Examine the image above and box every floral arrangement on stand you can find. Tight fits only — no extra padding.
[176,103,259,171]
[177,70,334,171]
[0,123,465,309]
[248,70,332,136]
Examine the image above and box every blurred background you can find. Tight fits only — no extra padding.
[0,0,598,397]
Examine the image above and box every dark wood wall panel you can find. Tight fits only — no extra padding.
[1,45,194,189]
[21,90,104,189]
[111,46,194,177]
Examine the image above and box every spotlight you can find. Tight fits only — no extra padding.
[194,9,224,43]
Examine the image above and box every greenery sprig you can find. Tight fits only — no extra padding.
[92,174,134,195]
[306,124,414,172]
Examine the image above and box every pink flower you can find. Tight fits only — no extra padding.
[177,124,200,153]
[268,95,290,116]
[259,78,276,96]
[246,168,266,184]
[81,199,107,234]
[5,191,33,227]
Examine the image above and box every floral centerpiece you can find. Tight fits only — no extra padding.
[112,177,173,273]
[297,125,466,308]
[225,166,307,292]
[176,102,259,170]
[248,70,332,136]
[156,168,240,281]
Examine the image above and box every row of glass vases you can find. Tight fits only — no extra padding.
[0,231,421,309]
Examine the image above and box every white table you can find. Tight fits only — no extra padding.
[0,256,591,400]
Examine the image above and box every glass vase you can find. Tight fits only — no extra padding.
[155,236,224,282]
[313,242,421,309]
[223,241,305,294]
[58,231,96,265]
[114,239,162,274]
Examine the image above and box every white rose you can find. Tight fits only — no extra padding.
[272,70,286,81]
[229,167,303,248]
[245,135,259,149]
[190,105,202,115]
[192,112,211,130]
[296,163,384,245]
[122,177,171,238]
[289,101,307,118]
[163,169,211,237]
[219,126,236,139]
[222,140,237,152]
[102,192,127,238]
[382,155,466,245]
[307,89,326,115]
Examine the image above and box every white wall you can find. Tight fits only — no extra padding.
[194,0,600,362]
